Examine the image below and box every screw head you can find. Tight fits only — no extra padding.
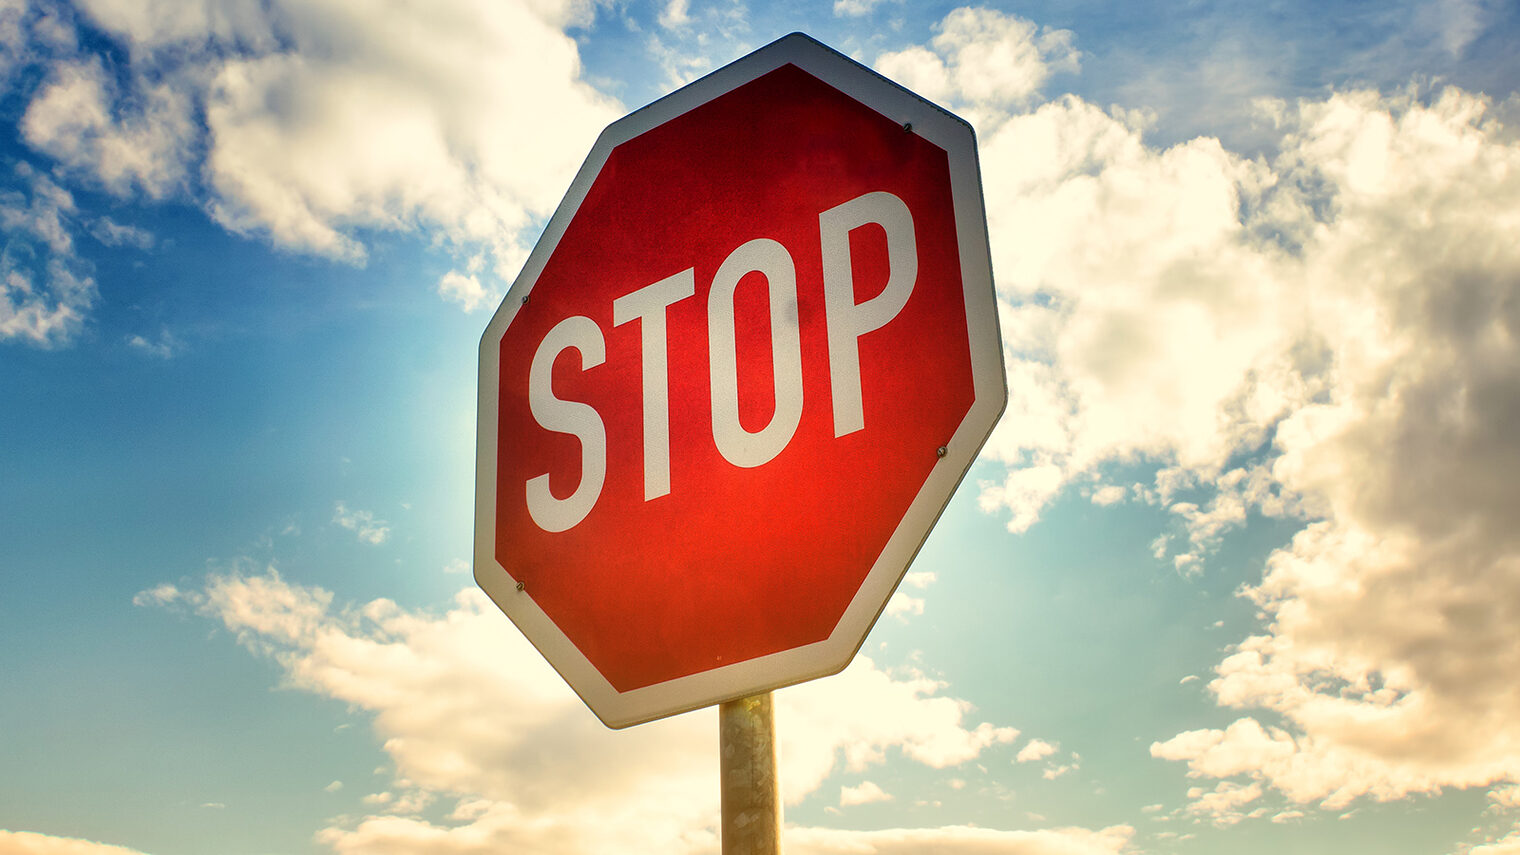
[936,445,948,458]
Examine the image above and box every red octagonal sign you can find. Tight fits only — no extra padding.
[475,33,1005,728]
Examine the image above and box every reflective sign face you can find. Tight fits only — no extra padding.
[476,34,1005,728]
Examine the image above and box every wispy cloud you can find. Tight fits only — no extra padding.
[0,163,96,347]
[126,328,179,359]
[332,502,389,545]
[833,0,887,18]
[90,217,155,249]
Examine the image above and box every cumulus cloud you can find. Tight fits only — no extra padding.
[7,0,619,316]
[878,2,1520,829]
[1016,738,1057,763]
[21,56,195,198]
[136,567,1084,855]
[875,8,1079,119]
[436,270,493,313]
[195,0,617,272]
[1138,88,1520,815]
[839,780,892,806]
[1182,780,1266,827]
[1473,831,1520,855]
[883,570,936,619]
[657,0,690,29]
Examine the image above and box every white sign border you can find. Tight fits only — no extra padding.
[475,32,1007,729]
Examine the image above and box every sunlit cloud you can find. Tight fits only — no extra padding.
[839,780,892,806]
[435,270,494,314]
[876,3,1520,828]
[876,8,1078,122]
[7,0,620,317]
[0,830,156,855]
[134,567,1085,854]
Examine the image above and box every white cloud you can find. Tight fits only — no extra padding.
[1138,88,1520,815]
[1089,485,1126,506]
[21,57,194,198]
[657,0,690,29]
[1182,781,1265,827]
[839,780,892,806]
[780,661,1020,801]
[138,568,1086,855]
[11,0,619,304]
[131,583,180,607]
[436,270,494,313]
[1493,784,1520,809]
[324,780,344,793]
[1472,831,1520,855]
[884,5,1520,827]
[89,217,155,249]
[883,589,925,619]
[333,502,389,545]
[72,0,282,51]
[0,830,156,855]
[875,9,1079,116]
[884,571,936,618]
[1016,738,1057,763]
[0,164,97,347]
[833,0,884,17]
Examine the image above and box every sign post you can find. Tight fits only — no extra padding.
[474,29,1004,851]
[719,693,780,855]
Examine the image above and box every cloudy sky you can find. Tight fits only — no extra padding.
[3,1,1519,854]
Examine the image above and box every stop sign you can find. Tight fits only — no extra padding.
[475,33,1005,728]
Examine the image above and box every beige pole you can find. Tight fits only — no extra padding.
[719,692,781,855]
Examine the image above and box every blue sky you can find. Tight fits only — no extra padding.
[2,1,1519,854]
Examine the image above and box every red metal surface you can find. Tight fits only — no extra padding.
[493,63,974,692]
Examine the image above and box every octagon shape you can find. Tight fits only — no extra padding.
[475,32,1005,728]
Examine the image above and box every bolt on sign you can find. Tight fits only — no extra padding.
[475,32,1006,729]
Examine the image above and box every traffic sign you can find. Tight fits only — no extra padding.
[475,32,1005,728]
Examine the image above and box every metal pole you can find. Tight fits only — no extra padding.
[719,692,781,855]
